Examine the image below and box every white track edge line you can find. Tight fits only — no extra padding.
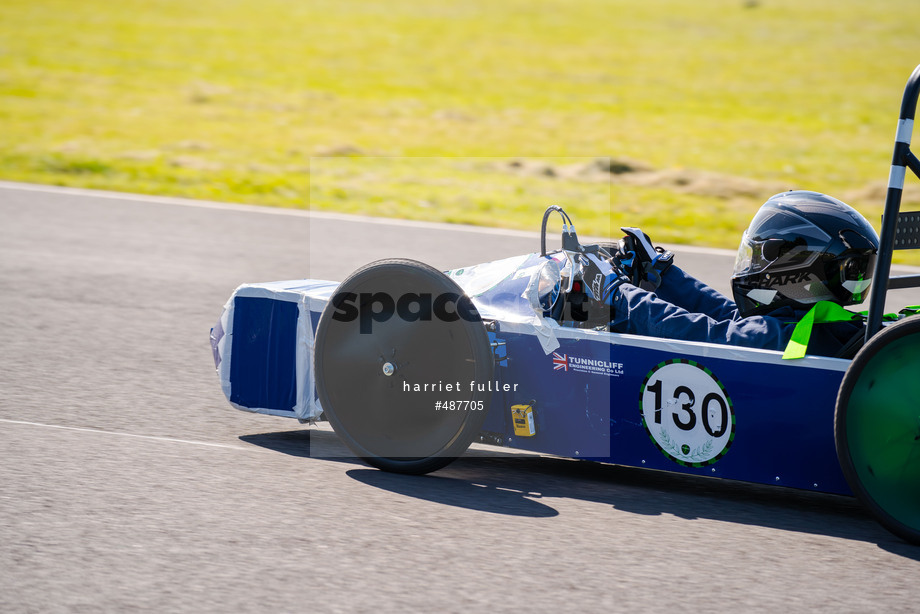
[0,418,250,450]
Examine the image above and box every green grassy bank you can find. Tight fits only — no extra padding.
[2,0,920,257]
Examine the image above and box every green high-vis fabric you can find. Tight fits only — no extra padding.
[782,301,862,360]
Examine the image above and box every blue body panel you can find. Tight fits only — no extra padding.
[229,296,299,413]
[479,325,850,495]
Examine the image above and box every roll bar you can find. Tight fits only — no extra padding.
[865,63,920,341]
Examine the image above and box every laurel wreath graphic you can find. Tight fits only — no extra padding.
[658,428,714,462]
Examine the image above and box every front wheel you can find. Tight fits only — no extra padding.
[313,259,494,474]
[835,316,920,544]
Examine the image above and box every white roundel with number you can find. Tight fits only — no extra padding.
[640,359,735,467]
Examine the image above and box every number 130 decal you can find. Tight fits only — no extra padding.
[640,359,736,467]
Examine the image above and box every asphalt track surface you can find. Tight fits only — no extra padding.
[2,182,920,612]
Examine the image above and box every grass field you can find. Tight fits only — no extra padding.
[2,0,920,258]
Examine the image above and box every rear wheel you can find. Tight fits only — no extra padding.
[314,259,494,474]
[835,316,920,544]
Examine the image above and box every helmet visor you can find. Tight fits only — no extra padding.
[732,231,789,276]
[733,206,832,276]
[733,232,754,276]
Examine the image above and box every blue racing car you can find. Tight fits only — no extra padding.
[212,65,920,544]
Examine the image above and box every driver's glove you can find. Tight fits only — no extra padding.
[616,227,674,290]
[581,252,629,306]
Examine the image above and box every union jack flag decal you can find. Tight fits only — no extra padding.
[552,352,569,371]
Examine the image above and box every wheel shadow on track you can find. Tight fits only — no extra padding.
[242,429,920,554]
[239,428,558,517]
[347,469,559,517]
[239,428,362,464]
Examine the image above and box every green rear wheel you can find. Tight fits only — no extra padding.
[835,316,920,544]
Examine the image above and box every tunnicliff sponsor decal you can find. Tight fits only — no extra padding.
[639,358,735,467]
[552,352,624,377]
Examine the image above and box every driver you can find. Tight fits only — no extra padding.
[583,190,880,358]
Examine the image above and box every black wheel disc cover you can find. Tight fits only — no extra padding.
[314,258,494,474]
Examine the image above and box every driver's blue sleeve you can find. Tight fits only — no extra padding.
[608,278,796,352]
[653,265,739,322]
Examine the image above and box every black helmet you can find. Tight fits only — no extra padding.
[731,190,879,317]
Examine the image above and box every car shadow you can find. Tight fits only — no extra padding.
[240,428,919,557]
[240,428,360,463]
